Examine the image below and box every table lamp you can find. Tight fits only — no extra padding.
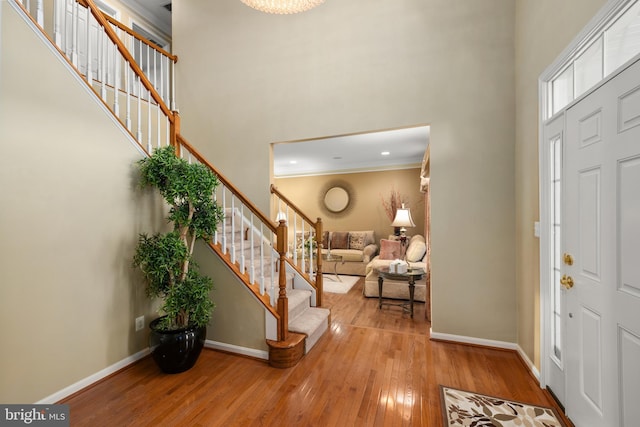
[391,204,415,249]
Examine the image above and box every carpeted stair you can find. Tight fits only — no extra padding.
[218,209,330,354]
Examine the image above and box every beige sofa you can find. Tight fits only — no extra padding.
[319,231,378,276]
[364,235,428,301]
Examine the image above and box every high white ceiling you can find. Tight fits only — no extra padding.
[273,126,430,178]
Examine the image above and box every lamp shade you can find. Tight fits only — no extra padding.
[391,204,416,227]
[391,207,415,228]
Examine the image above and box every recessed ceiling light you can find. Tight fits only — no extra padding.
[381,151,390,156]
[290,160,297,164]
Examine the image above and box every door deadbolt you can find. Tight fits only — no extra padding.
[563,253,574,266]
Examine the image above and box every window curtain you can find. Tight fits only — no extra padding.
[420,147,431,320]
[420,147,430,274]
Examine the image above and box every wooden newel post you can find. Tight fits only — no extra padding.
[171,111,181,157]
[276,219,289,341]
[315,218,323,306]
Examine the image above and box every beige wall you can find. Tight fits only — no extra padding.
[274,168,425,243]
[0,2,160,403]
[193,242,268,351]
[514,0,608,367]
[174,0,517,342]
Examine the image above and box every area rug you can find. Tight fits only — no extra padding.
[440,386,566,427]
[322,275,359,294]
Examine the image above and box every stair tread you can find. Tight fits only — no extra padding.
[289,307,330,336]
[287,289,312,306]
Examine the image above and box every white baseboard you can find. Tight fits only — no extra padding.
[36,348,150,404]
[516,345,540,382]
[430,331,540,383]
[204,340,269,361]
[37,341,267,404]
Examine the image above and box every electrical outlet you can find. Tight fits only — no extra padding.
[135,316,145,331]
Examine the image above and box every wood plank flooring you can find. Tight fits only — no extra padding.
[61,278,569,426]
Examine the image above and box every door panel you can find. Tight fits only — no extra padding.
[619,157,640,297]
[578,168,601,280]
[618,86,640,132]
[579,306,603,412]
[619,326,640,426]
[565,57,640,427]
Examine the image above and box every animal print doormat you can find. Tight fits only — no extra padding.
[440,386,566,426]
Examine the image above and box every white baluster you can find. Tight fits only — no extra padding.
[292,211,298,269]
[165,118,170,147]
[222,190,228,254]
[100,32,107,100]
[250,214,256,285]
[63,0,71,57]
[153,48,158,97]
[146,88,152,151]
[53,0,62,47]
[112,29,120,116]
[71,0,78,66]
[230,197,236,265]
[145,39,150,83]
[160,55,165,106]
[85,9,92,83]
[171,59,176,111]
[156,97,161,148]
[213,190,219,245]
[271,230,277,306]
[36,0,44,27]
[259,223,265,295]
[136,75,143,146]
[239,205,245,274]
[125,66,131,130]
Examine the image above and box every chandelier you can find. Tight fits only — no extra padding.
[240,0,325,14]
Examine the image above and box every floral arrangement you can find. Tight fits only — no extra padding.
[380,188,406,222]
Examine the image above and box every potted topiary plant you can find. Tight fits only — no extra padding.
[133,145,224,374]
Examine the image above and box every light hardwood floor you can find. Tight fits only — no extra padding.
[61,278,569,426]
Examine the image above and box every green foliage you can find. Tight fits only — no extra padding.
[133,232,187,298]
[134,146,223,330]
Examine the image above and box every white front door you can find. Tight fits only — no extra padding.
[563,57,640,427]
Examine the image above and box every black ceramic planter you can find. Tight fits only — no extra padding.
[149,317,206,374]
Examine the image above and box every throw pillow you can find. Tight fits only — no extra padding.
[330,231,350,249]
[379,239,402,260]
[322,231,331,249]
[349,232,367,250]
[406,240,427,262]
[408,235,426,245]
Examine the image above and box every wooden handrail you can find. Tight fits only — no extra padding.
[101,12,177,63]
[271,184,319,226]
[84,0,174,121]
[177,135,278,234]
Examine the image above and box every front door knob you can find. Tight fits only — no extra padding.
[560,275,574,289]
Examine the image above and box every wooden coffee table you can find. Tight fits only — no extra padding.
[377,267,425,318]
